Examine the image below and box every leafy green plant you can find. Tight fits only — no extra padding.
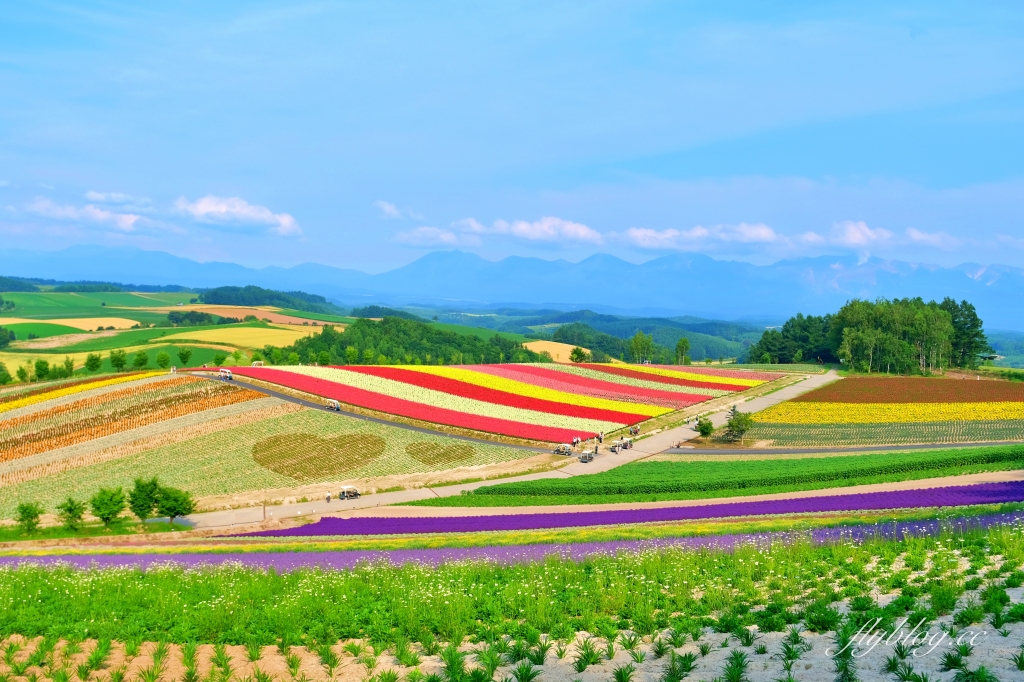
[618,633,641,651]
[440,645,465,682]
[525,642,549,666]
[572,639,601,673]
[650,638,670,659]
[509,662,539,682]
[698,643,712,657]
[628,650,645,664]
[611,664,635,682]
[15,502,44,534]
[720,649,749,682]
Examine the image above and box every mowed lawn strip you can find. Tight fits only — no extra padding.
[407,444,1024,506]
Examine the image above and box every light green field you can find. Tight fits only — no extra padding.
[1,322,82,340]
[428,321,530,342]
[37,322,267,353]
[0,292,184,324]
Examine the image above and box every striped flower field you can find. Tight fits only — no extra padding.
[751,375,1024,446]
[227,363,771,442]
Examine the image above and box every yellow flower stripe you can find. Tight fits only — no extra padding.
[0,372,165,416]
[400,365,671,417]
[620,364,765,387]
[754,401,1024,425]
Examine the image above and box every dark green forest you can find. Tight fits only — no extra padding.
[263,317,547,366]
[746,297,989,373]
[199,285,342,314]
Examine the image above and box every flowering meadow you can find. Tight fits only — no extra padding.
[751,376,1024,446]
[226,364,770,442]
[0,521,1022,671]
[0,371,161,416]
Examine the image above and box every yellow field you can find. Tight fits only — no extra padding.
[523,340,590,362]
[754,401,1024,424]
[155,326,314,347]
[0,316,139,330]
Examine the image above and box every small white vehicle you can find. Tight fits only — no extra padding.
[553,444,573,456]
[325,399,341,411]
[578,451,594,463]
[339,486,360,499]
[219,369,233,380]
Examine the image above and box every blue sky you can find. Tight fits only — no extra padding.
[2,1,1024,271]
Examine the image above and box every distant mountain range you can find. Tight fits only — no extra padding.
[3,245,1024,330]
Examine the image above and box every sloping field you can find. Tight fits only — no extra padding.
[522,340,591,362]
[131,305,313,324]
[0,375,263,469]
[751,376,1024,446]
[0,405,534,517]
[0,316,140,330]
[155,326,314,347]
[226,364,771,442]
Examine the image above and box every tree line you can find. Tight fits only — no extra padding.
[746,297,990,373]
[263,317,549,366]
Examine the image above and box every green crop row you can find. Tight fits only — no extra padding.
[469,445,1024,499]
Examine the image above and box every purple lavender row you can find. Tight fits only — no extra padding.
[3,511,1021,572]
[243,481,1024,537]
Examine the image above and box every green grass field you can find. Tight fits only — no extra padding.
[0,291,182,324]
[2,322,82,340]
[38,321,266,353]
[408,444,1024,506]
[277,309,357,324]
[427,321,530,342]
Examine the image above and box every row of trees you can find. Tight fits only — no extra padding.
[263,318,549,367]
[746,297,990,373]
[14,477,195,535]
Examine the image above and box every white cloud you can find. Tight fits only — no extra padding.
[456,216,604,244]
[175,195,300,236]
[26,197,140,231]
[395,226,481,247]
[86,190,131,203]
[905,227,961,249]
[621,222,781,250]
[374,200,403,219]
[830,220,892,247]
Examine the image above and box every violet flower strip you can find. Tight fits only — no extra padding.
[4,512,1021,572]
[475,365,707,409]
[244,481,1024,537]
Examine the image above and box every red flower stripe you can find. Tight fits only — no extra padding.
[476,365,708,409]
[230,367,595,442]
[578,364,750,392]
[342,365,647,424]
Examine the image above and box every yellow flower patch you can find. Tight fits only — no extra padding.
[755,401,1024,424]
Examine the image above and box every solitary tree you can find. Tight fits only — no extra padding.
[317,350,331,366]
[177,348,193,367]
[16,365,29,383]
[109,349,128,372]
[129,477,161,523]
[16,502,44,534]
[156,351,171,369]
[157,487,195,526]
[132,351,150,369]
[287,352,301,365]
[569,346,590,363]
[675,337,691,365]
[345,346,359,364]
[85,353,102,372]
[56,497,86,532]
[213,352,228,366]
[34,359,50,380]
[0,361,11,385]
[63,356,75,377]
[696,416,715,440]
[233,349,244,364]
[724,408,754,442]
[90,487,126,528]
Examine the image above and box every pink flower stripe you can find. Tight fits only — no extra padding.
[658,366,780,382]
[579,364,751,392]
[230,367,595,442]
[342,366,647,424]
[476,365,708,409]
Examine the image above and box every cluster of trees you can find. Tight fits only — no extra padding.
[746,297,990,373]
[200,285,341,314]
[165,310,254,327]
[554,322,701,365]
[52,283,122,292]
[0,295,14,311]
[0,276,40,292]
[0,324,13,347]
[14,477,195,535]
[349,305,423,321]
[263,317,548,367]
